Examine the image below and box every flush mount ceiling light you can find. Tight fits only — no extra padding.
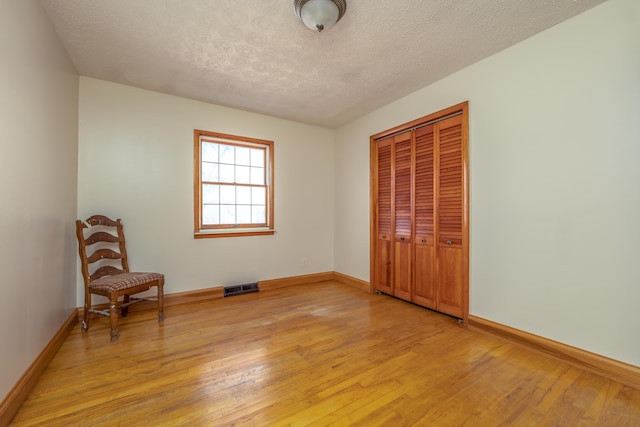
[294,0,347,32]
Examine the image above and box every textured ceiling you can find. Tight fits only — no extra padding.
[40,0,606,128]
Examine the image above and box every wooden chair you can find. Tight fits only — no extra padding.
[75,215,164,342]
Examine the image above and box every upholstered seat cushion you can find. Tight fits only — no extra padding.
[89,272,164,292]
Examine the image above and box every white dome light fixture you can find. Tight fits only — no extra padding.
[294,0,347,32]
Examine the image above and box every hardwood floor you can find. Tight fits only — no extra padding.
[11,281,640,426]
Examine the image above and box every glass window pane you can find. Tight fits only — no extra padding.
[197,132,273,233]
[251,149,264,167]
[237,205,251,224]
[236,147,250,166]
[202,142,218,162]
[237,186,251,205]
[220,205,235,224]
[251,167,264,185]
[202,162,218,182]
[252,187,266,205]
[203,184,220,204]
[220,185,236,204]
[220,164,235,183]
[220,144,234,164]
[236,166,250,184]
[252,206,266,224]
[203,204,220,225]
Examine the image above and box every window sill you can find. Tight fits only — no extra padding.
[194,228,275,239]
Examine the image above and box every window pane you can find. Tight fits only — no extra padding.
[196,130,273,236]
[220,185,236,204]
[203,184,220,204]
[220,144,234,164]
[202,162,218,182]
[252,206,266,224]
[252,187,266,205]
[220,164,235,183]
[237,205,251,224]
[202,142,218,162]
[203,204,220,225]
[237,186,251,205]
[236,147,250,166]
[251,167,264,185]
[236,166,250,184]
[251,149,264,167]
[220,204,235,224]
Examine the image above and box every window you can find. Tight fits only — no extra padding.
[194,130,274,238]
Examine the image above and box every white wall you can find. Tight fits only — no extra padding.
[0,1,79,402]
[77,78,335,305]
[335,0,640,366]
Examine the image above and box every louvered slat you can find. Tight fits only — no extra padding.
[394,133,412,237]
[438,117,463,246]
[377,142,392,235]
[415,125,434,238]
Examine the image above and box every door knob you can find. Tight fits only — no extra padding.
[446,240,452,246]
[400,237,405,241]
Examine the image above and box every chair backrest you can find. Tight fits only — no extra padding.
[76,215,131,286]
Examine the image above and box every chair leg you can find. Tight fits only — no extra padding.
[82,293,91,332]
[158,282,164,323]
[109,297,119,342]
[121,294,130,317]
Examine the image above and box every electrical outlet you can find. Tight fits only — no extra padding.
[302,257,308,267]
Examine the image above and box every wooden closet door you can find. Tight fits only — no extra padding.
[371,101,468,322]
[436,115,464,318]
[393,131,413,301]
[413,124,436,309]
[375,139,393,294]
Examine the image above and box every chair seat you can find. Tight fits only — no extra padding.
[89,272,164,292]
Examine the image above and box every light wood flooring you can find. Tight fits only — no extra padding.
[11,281,640,426]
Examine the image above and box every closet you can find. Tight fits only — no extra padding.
[370,102,469,322]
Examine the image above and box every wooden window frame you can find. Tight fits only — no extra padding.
[194,130,275,238]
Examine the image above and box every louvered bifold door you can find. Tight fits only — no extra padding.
[413,124,436,309]
[393,131,413,301]
[436,115,464,318]
[375,139,393,294]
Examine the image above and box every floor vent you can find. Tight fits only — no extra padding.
[224,282,259,297]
